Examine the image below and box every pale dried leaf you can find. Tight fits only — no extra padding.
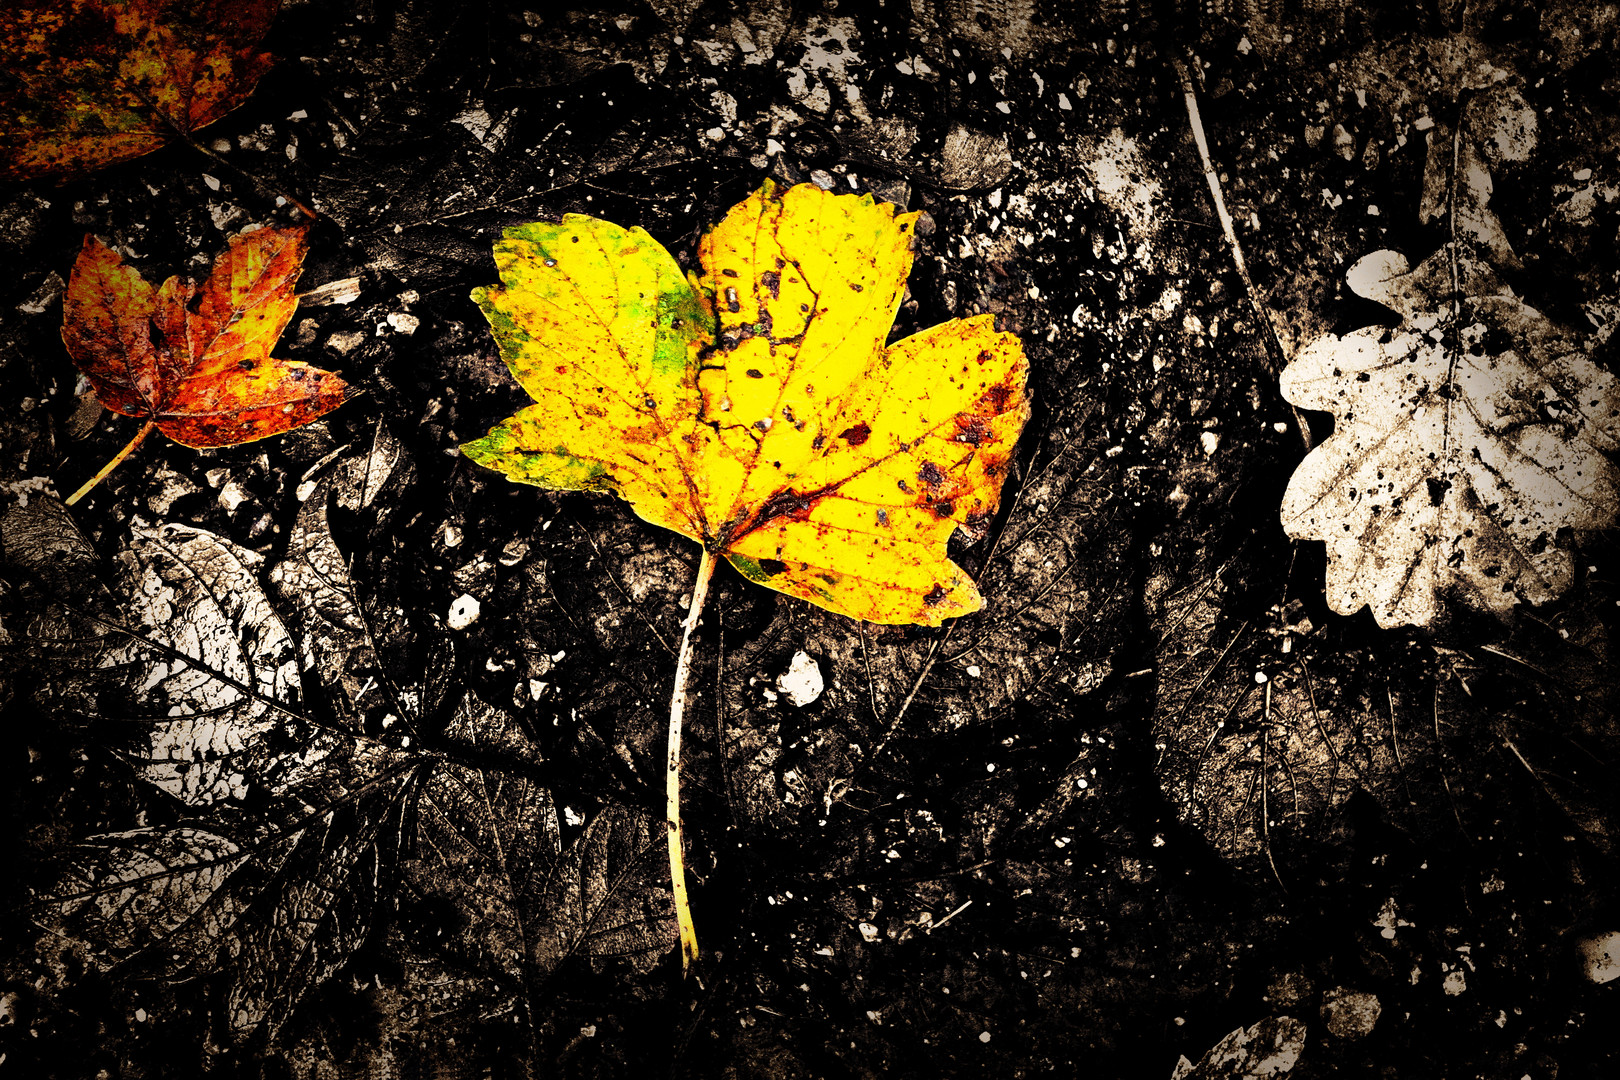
[1179,1015,1307,1079]
[1280,245,1620,627]
[104,522,302,803]
[36,827,245,966]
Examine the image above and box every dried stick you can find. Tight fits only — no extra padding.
[1173,58,1313,453]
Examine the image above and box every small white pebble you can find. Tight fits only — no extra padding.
[776,650,824,707]
[387,312,420,335]
[979,1031,992,1043]
[447,593,481,630]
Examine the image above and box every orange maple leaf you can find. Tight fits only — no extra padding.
[0,0,278,181]
[61,223,349,503]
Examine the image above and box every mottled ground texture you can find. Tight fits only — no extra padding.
[3,1,1619,1077]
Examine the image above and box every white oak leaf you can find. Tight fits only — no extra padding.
[1280,246,1620,627]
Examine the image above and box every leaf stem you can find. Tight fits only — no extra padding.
[667,545,716,972]
[66,420,155,505]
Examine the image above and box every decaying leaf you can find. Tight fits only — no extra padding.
[463,180,1029,625]
[2,501,302,805]
[1279,245,1620,627]
[270,425,418,736]
[0,0,277,180]
[1149,539,1438,873]
[8,479,673,1053]
[35,827,247,965]
[61,224,349,500]
[1170,1015,1307,1080]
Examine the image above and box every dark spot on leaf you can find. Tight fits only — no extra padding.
[759,558,788,576]
[746,369,764,379]
[1426,476,1451,506]
[980,383,1013,410]
[722,268,739,278]
[934,502,954,517]
[917,461,946,486]
[812,434,826,450]
[850,283,863,292]
[754,488,815,524]
[897,479,912,494]
[976,349,994,364]
[954,416,989,445]
[762,271,781,298]
[876,509,889,526]
[840,422,871,446]
[923,584,949,606]
[238,359,255,371]
[725,287,740,313]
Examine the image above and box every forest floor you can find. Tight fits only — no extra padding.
[2,1,1618,1077]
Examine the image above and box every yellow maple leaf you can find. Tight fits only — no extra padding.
[462,180,1030,626]
[464,181,1029,971]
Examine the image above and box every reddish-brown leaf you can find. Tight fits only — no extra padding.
[0,0,278,181]
[62,224,347,461]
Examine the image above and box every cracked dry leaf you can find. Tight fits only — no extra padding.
[1280,246,1620,627]
[0,0,277,180]
[1171,1015,1306,1080]
[462,180,1029,625]
[271,426,418,736]
[3,501,302,805]
[62,224,349,499]
[108,521,302,804]
[36,827,246,965]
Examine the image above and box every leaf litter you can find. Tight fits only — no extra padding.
[3,437,676,1058]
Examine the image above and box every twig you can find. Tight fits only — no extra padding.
[1260,683,1288,894]
[66,420,155,505]
[1172,58,1312,453]
[928,899,973,932]
[666,547,717,973]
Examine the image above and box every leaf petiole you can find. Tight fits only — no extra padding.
[666,545,716,973]
[66,419,156,505]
